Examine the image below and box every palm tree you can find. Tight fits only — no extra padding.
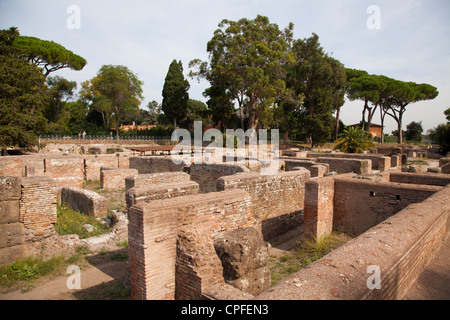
[334,126,375,153]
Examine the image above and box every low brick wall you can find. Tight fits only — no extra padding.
[333,178,441,236]
[316,157,372,174]
[216,169,310,240]
[60,186,108,217]
[128,156,189,174]
[125,180,199,209]
[389,172,450,187]
[100,167,138,190]
[128,190,254,300]
[308,153,391,171]
[256,184,450,300]
[125,172,191,191]
[19,176,58,241]
[190,163,250,193]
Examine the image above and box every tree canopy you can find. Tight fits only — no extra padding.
[80,65,143,140]
[162,60,190,128]
[13,35,86,80]
[190,15,294,129]
[0,27,48,150]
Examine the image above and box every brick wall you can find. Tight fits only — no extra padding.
[389,172,450,187]
[60,186,108,217]
[100,167,138,190]
[308,153,391,171]
[125,181,199,209]
[257,184,450,300]
[333,178,442,236]
[125,172,191,191]
[317,157,372,174]
[128,190,254,300]
[128,156,189,174]
[216,169,310,240]
[190,163,250,193]
[19,176,57,242]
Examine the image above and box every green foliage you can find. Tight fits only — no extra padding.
[429,123,450,156]
[55,205,111,239]
[162,60,190,128]
[13,35,86,78]
[334,126,375,153]
[288,34,346,147]
[190,15,294,129]
[0,255,66,287]
[405,121,423,142]
[0,27,48,149]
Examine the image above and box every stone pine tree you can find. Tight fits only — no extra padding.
[162,60,190,128]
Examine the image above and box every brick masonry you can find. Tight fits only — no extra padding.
[257,184,450,300]
[125,172,191,191]
[216,169,310,240]
[128,190,254,300]
[19,176,57,242]
[100,167,138,190]
[317,157,372,175]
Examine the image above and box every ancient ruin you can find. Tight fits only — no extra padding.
[0,141,449,300]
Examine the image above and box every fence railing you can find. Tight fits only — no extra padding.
[39,134,172,142]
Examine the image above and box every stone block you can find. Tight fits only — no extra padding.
[213,227,271,296]
[0,176,21,201]
[0,222,25,249]
[0,200,20,224]
[60,186,108,217]
[0,245,27,266]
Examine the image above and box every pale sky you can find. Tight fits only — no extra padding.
[1,0,449,134]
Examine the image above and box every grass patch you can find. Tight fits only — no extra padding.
[0,255,66,288]
[55,205,111,239]
[270,232,351,286]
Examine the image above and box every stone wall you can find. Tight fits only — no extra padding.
[60,186,108,217]
[216,169,311,240]
[0,177,26,265]
[128,190,255,300]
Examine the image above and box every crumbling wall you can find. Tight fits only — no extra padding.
[128,190,255,300]
[60,186,108,217]
[128,156,189,174]
[216,169,310,240]
[308,153,391,171]
[389,172,450,187]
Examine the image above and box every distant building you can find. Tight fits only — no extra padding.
[349,123,383,138]
[118,122,156,132]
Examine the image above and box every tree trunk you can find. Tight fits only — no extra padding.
[173,118,177,129]
[335,107,340,140]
